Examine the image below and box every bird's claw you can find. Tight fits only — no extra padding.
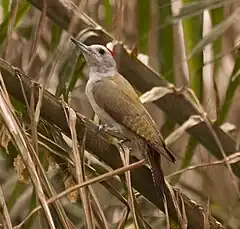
[98,124,108,132]
[97,124,130,143]
[118,138,129,144]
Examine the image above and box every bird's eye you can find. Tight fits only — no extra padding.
[98,48,105,55]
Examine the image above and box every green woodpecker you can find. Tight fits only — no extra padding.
[71,37,176,201]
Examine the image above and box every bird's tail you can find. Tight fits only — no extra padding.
[147,145,166,202]
[148,145,170,227]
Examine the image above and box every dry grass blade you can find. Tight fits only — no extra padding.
[0,71,11,105]
[117,206,129,229]
[2,71,66,228]
[27,0,47,72]
[167,152,240,178]
[30,87,40,228]
[139,86,173,104]
[0,86,55,228]
[203,199,210,229]
[30,86,42,229]
[3,0,19,60]
[205,122,240,198]
[86,163,130,208]
[0,186,13,229]
[165,182,186,228]
[187,8,240,61]
[163,195,170,229]
[100,178,129,207]
[30,132,74,165]
[88,186,109,229]
[14,160,144,229]
[117,143,141,229]
[186,89,240,199]
[68,0,87,35]
[30,86,43,153]
[68,107,94,229]
[173,0,234,21]
[180,195,188,229]
[165,115,203,146]
[24,85,72,227]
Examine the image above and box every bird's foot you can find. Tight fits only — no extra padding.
[98,123,108,131]
[97,124,128,142]
[96,124,110,136]
[118,138,129,144]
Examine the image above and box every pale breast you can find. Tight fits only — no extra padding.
[85,79,128,135]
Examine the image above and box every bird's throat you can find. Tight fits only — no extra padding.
[89,67,117,80]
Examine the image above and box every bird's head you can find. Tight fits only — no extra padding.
[71,37,117,76]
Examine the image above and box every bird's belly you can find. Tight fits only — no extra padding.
[92,102,121,129]
[91,101,132,137]
[86,83,134,139]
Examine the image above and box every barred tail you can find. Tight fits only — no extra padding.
[148,146,166,202]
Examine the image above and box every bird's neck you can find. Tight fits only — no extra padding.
[89,66,117,80]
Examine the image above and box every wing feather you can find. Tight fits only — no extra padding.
[92,77,175,163]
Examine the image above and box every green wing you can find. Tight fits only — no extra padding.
[91,77,175,163]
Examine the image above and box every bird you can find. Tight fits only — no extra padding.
[71,37,176,202]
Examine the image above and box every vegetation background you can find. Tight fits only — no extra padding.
[0,0,240,228]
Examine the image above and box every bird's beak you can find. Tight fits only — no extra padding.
[71,37,91,54]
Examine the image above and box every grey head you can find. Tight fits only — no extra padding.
[71,37,117,76]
